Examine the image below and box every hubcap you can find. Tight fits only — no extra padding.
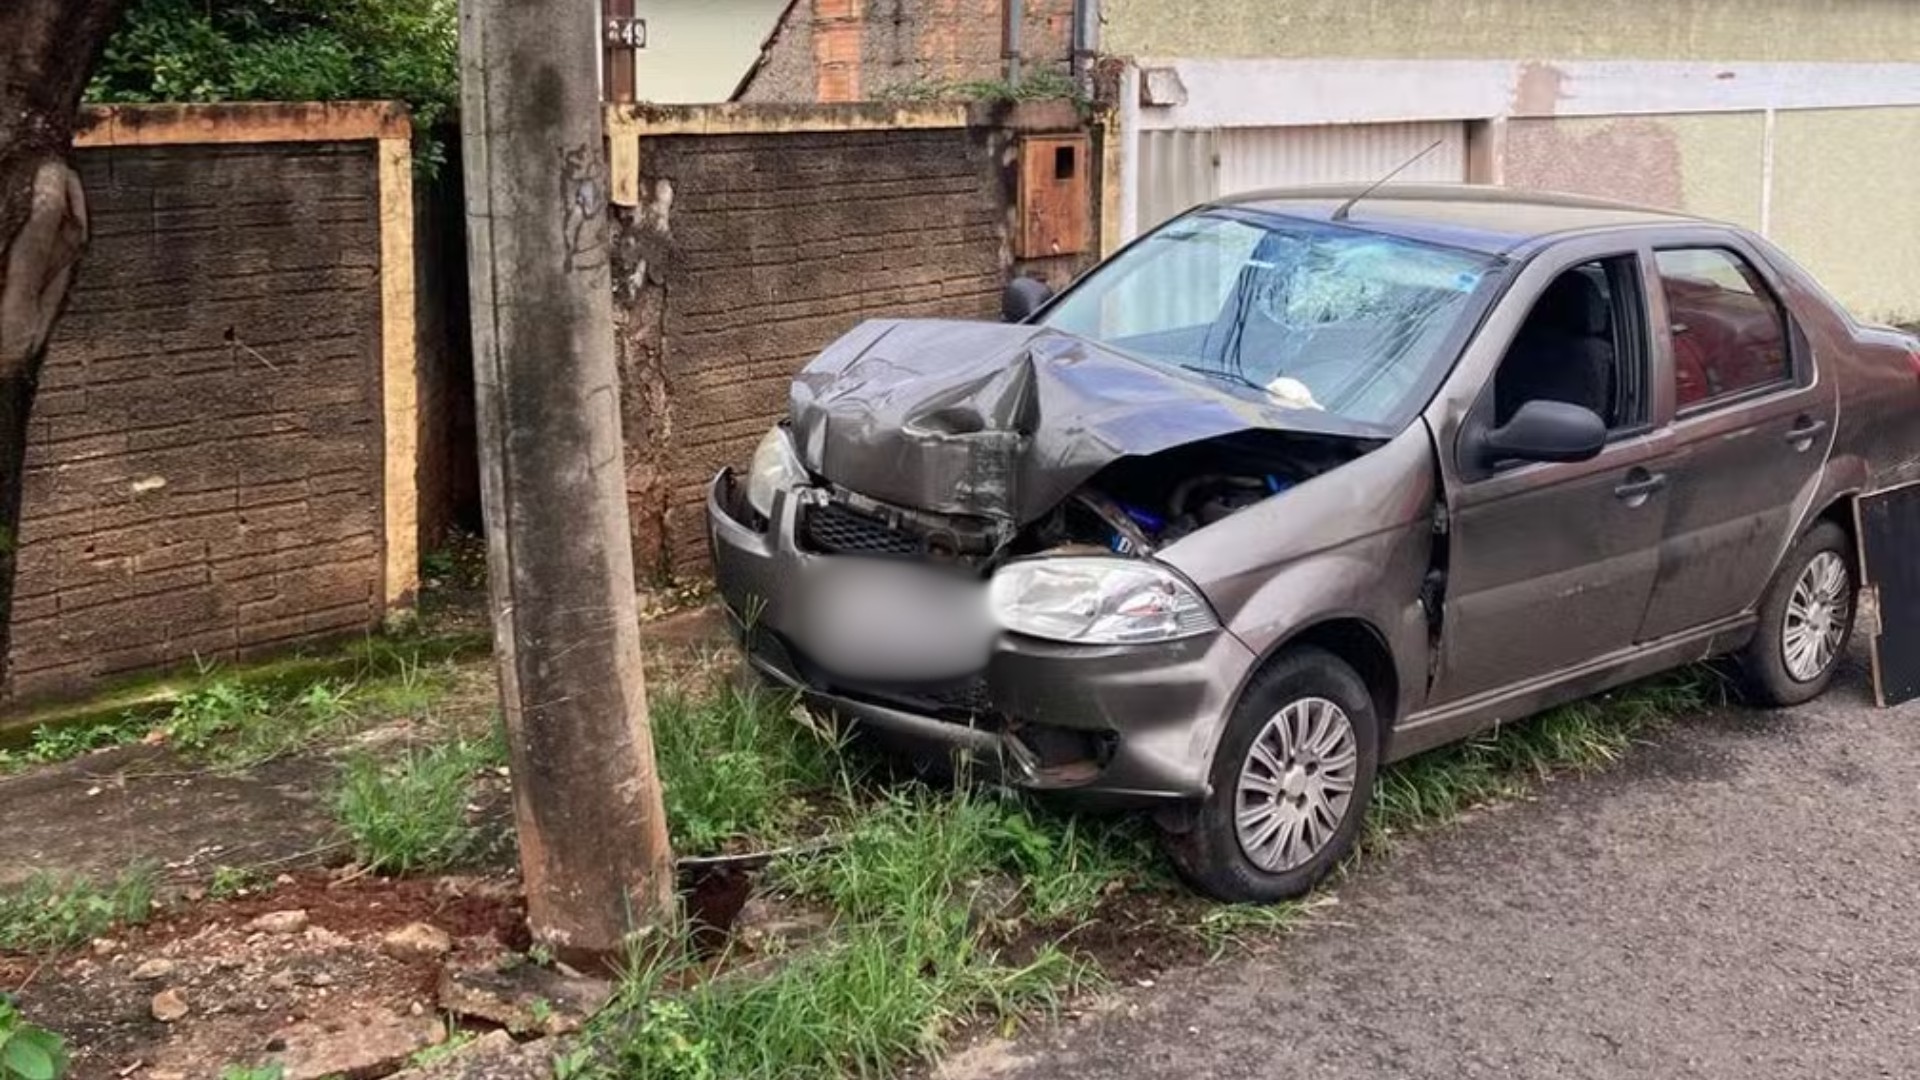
[1234,697,1359,873]
[1783,551,1850,683]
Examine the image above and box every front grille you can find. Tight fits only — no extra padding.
[802,500,921,557]
[922,677,994,714]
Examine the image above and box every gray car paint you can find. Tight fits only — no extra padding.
[787,316,1386,525]
[707,193,1920,804]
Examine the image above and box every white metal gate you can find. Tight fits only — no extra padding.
[1136,121,1469,235]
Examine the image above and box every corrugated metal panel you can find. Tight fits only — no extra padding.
[1138,128,1219,231]
[1217,121,1468,197]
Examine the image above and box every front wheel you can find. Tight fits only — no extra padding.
[1162,647,1379,903]
[1737,520,1857,707]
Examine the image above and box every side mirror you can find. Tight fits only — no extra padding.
[1481,400,1607,466]
[1002,277,1053,323]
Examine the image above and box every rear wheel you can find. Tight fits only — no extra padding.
[1737,520,1857,706]
[1162,647,1379,903]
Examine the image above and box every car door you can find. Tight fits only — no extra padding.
[1633,232,1838,642]
[1426,239,1677,704]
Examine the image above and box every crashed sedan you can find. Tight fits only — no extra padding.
[708,185,1920,902]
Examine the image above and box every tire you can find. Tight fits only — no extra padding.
[1162,646,1380,903]
[1736,520,1858,707]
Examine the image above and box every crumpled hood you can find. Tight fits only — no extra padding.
[789,318,1385,523]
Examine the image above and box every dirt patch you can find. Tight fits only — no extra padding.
[1,871,526,1079]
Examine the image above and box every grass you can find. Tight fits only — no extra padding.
[558,665,1723,1079]
[651,683,846,856]
[0,867,156,954]
[0,632,489,775]
[589,788,1103,1080]
[335,735,507,874]
[1366,672,1715,850]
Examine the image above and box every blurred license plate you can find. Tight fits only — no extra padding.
[796,559,995,681]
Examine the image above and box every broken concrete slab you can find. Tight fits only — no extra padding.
[389,1030,560,1079]
[438,962,614,1035]
[269,1009,446,1080]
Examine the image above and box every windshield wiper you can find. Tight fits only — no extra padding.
[1176,362,1264,393]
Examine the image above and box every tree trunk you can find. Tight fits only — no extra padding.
[0,0,127,687]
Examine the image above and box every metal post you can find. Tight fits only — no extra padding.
[603,0,636,102]
[458,0,674,967]
[1003,0,1024,87]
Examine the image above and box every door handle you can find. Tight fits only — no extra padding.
[1783,417,1829,450]
[1613,471,1669,504]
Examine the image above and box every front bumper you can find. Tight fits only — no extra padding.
[706,469,1257,805]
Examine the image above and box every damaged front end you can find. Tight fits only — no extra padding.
[708,318,1386,803]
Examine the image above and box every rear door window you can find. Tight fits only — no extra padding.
[1654,247,1792,411]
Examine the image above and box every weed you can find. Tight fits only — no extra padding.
[580,670,1719,1079]
[336,739,501,873]
[0,998,69,1080]
[216,1065,283,1080]
[651,684,846,856]
[877,69,1081,104]
[1192,899,1311,959]
[0,867,156,954]
[0,714,149,773]
[208,865,266,900]
[1368,672,1713,849]
[0,1002,65,1080]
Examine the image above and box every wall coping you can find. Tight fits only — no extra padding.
[603,98,1084,138]
[75,101,411,148]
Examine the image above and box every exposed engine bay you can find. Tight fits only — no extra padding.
[794,429,1380,571]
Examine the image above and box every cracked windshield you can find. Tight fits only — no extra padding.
[1042,210,1504,427]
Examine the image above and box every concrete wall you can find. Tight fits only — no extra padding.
[1502,106,1920,323]
[1770,107,1920,322]
[5,104,428,706]
[737,0,1075,102]
[1102,0,1920,61]
[605,103,1101,577]
[634,0,792,103]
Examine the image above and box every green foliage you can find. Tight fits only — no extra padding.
[0,1000,70,1080]
[0,714,150,774]
[89,0,458,166]
[217,1065,284,1080]
[162,678,361,767]
[878,69,1082,104]
[0,868,156,955]
[650,685,846,857]
[336,738,502,874]
[1368,672,1714,848]
[208,865,268,900]
[589,788,1094,1080]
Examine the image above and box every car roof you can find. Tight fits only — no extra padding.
[1210,184,1703,256]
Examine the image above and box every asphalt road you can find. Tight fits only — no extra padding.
[945,652,1920,1080]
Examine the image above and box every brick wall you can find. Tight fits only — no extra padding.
[739,0,1076,103]
[611,125,1008,578]
[607,106,1103,580]
[7,141,388,702]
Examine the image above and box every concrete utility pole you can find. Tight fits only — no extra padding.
[457,0,674,965]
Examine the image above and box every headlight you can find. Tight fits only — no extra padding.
[746,425,808,518]
[989,557,1218,644]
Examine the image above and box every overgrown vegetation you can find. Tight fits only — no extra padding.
[87,0,457,167]
[651,685,846,856]
[0,999,69,1080]
[0,634,486,774]
[557,667,1718,1079]
[0,867,155,954]
[336,735,506,874]
[877,69,1082,104]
